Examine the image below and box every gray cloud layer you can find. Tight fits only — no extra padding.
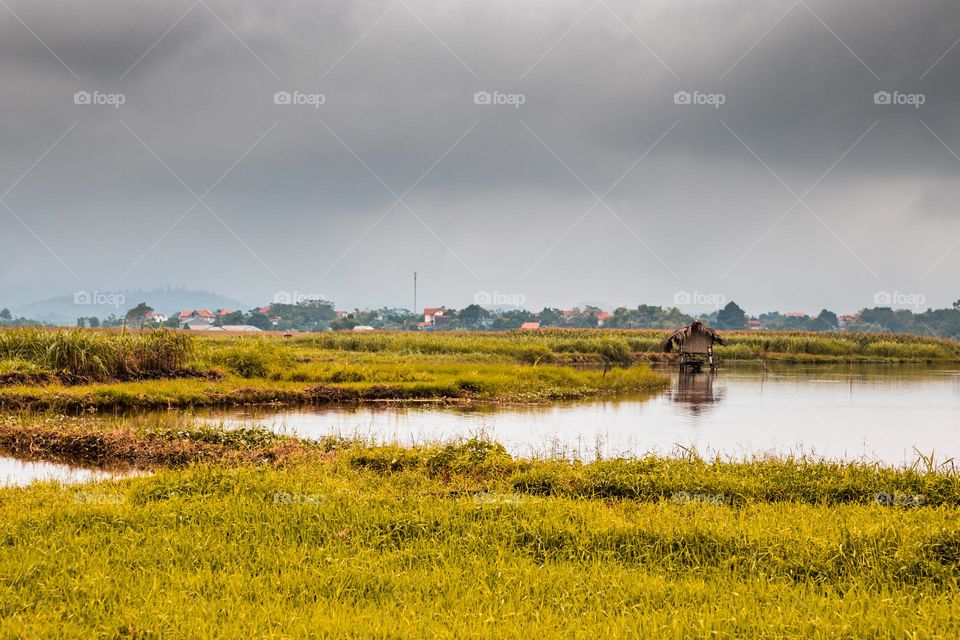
[2,0,959,313]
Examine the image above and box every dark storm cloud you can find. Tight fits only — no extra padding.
[1,0,959,313]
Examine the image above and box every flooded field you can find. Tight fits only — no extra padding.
[202,363,960,466]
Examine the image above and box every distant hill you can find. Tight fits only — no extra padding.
[12,288,249,325]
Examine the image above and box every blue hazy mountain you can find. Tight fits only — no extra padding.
[12,287,249,325]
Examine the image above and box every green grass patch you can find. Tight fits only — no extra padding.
[1,438,958,638]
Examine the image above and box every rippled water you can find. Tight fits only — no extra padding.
[204,364,960,466]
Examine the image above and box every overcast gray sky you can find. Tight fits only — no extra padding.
[1,0,959,314]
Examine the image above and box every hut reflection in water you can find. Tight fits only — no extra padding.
[672,372,721,415]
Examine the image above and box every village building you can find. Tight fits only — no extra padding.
[423,307,448,326]
[187,324,263,332]
[178,309,215,328]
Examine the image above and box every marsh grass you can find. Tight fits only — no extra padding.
[1,328,957,411]
[1,434,959,638]
[0,354,669,412]
[269,329,960,362]
[0,328,194,382]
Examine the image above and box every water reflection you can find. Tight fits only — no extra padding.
[0,456,120,488]
[671,372,721,416]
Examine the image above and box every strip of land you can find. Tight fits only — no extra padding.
[1,328,958,411]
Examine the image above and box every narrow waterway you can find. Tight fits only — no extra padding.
[202,363,960,466]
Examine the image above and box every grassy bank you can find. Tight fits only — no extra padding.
[0,327,957,411]
[285,329,960,363]
[0,363,667,411]
[0,328,673,411]
[1,432,958,638]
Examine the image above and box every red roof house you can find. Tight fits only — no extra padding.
[423,307,447,325]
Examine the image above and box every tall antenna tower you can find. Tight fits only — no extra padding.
[413,271,417,317]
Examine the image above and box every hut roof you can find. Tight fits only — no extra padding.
[661,321,725,352]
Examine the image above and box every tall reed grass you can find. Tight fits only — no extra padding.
[0,328,193,381]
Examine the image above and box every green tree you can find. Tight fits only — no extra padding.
[124,303,154,329]
[330,317,358,331]
[247,313,273,330]
[815,309,839,330]
[459,304,488,327]
[220,311,246,326]
[0,308,11,321]
[716,301,747,329]
[538,308,562,327]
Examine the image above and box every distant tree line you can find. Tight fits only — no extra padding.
[6,298,960,340]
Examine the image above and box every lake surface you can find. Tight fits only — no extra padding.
[203,364,960,467]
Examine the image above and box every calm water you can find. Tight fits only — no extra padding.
[0,456,120,487]
[204,364,960,466]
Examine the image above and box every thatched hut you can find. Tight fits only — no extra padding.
[662,321,724,371]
